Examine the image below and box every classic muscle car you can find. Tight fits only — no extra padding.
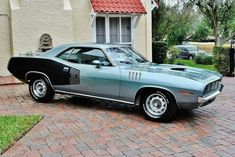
[8,44,223,122]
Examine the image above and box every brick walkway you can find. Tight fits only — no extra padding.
[0,77,235,157]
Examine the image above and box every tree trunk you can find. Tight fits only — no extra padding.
[213,19,221,46]
[215,35,221,46]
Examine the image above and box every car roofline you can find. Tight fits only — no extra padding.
[40,43,132,58]
[58,43,131,49]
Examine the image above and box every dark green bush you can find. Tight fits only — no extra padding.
[195,54,213,65]
[213,46,230,75]
[195,55,203,64]
[152,42,168,64]
[204,56,213,65]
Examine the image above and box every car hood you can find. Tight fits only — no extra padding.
[130,63,222,83]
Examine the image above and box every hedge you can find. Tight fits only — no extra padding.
[152,42,168,64]
[213,46,230,75]
[195,54,213,65]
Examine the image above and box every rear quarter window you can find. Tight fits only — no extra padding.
[57,48,74,61]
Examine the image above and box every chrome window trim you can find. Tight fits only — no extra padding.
[57,47,117,67]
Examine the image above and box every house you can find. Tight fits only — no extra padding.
[0,0,157,76]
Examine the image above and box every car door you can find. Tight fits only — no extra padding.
[180,47,189,58]
[55,47,120,100]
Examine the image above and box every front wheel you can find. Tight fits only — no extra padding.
[29,77,54,102]
[189,55,194,60]
[141,91,176,122]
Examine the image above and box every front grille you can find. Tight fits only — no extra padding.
[204,80,221,95]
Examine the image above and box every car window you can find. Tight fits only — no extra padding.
[58,48,74,60]
[58,48,111,66]
[181,47,188,51]
[67,49,81,63]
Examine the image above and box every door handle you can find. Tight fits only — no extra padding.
[63,67,69,72]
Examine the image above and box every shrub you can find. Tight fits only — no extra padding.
[204,56,213,65]
[195,54,213,65]
[165,47,179,64]
[152,42,168,64]
[213,46,230,75]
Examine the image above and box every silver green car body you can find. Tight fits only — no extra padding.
[11,43,223,110]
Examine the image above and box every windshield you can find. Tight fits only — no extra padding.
[106,47,149,65]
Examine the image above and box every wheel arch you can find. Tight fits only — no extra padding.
[135,86,179,109]
[189,54,194,59]
[25,71,54,90]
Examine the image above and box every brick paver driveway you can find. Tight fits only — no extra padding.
[1,77,235,157]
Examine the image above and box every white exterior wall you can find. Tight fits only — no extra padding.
[135,0,152,61]
[0,0,11,76]
[10,0,74,55]
[70,0,93,42]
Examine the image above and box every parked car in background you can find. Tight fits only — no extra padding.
[175,45,213,60]
[8,44,223,122]
[175,45,199,60]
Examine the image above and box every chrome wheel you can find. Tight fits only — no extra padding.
[32,79,47,98]
[143,93,168,118]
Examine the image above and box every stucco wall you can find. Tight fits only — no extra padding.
[11,0,74,55]
[0,0,11,76]
[135,0,152,61]
[70,0,93,43]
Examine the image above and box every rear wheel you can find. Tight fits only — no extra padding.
[29,77,54,102]
[141,91,176,122]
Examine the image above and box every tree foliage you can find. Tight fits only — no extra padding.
[152,1,172,42]
[152,0,235,46]
[152,1,197,46]
[189,0,235,45]
[191,18,212,41]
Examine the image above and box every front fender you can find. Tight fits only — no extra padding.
[134,85,180,108]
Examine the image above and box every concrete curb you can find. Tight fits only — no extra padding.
[0,76,24,86]
[0,82,25,86]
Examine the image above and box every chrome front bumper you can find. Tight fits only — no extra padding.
[198,84,224,106]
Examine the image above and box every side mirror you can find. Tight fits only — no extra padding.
[92,60,102,68]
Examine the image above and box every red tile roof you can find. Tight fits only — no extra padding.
[90,0,147,14]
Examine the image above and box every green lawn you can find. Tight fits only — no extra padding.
[0,115,43,154]
[174,59,216,71]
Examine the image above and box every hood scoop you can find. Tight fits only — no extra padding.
[171,67,186,71]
